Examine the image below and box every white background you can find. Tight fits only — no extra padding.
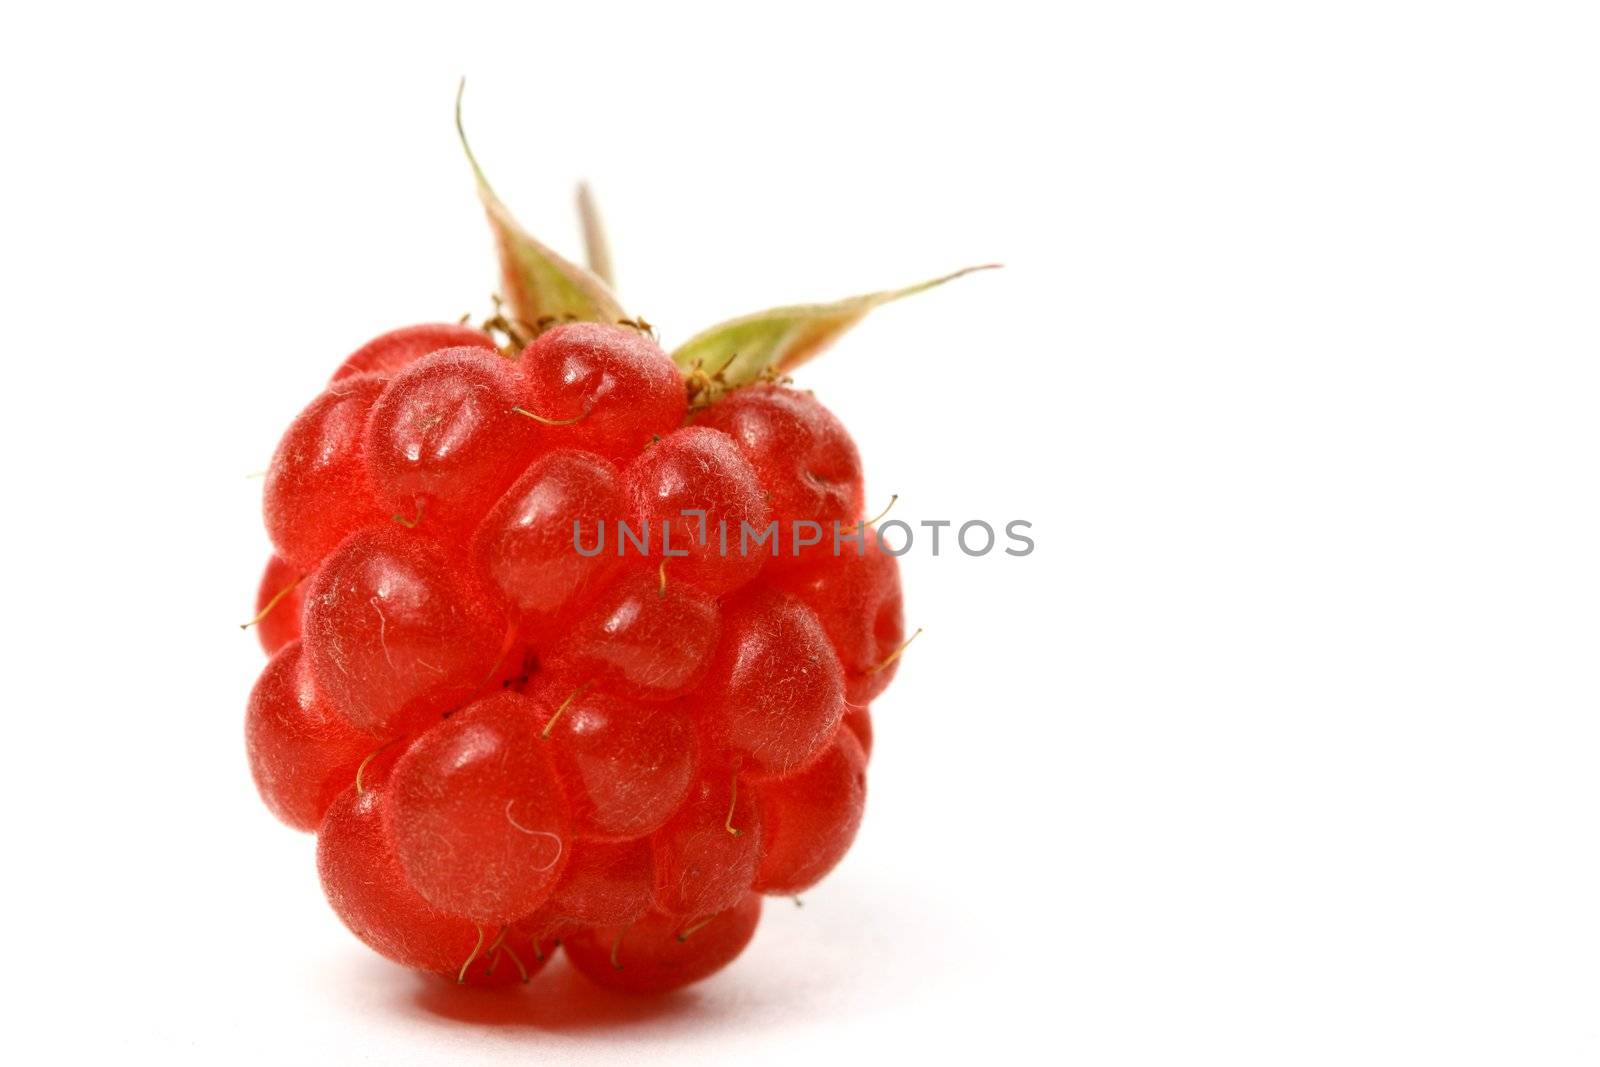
[3,2,1597,1064]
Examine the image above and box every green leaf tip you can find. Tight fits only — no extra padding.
[670,264,1001,388]
[455,80,626,334]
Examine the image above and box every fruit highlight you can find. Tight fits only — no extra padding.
[246,89,990,997]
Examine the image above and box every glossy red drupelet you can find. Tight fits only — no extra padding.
[554,569,721,702]
[518,323,686,463]
[251,554,307,656]
[650,768,762,919]
[752,729,868,894]
[317,749,553,986]
[695,383,865,562]
[246,640,375,830]
[263,374,388,568]
[471,448,625,639]
[768,524,906,707]
[698,585,846,778]
[563,894,764,994]
[387,692,572,923]
[301,524,509,738]
[249,322,909,995]
[624,426,770,596]
[330,322,496,382]
[364,346,543,537]
[525,677,697,841]
[549,838,655,927]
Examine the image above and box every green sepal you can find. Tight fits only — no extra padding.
[456,83,626,331]
[671,265,999,386]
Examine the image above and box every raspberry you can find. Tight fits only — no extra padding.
[246,94,991,997]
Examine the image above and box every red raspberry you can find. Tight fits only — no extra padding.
[246,114,987,995]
